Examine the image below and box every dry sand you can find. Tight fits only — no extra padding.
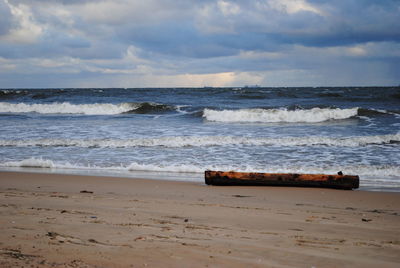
[0,171,399,267]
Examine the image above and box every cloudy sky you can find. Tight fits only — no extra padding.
[0,0,399,88]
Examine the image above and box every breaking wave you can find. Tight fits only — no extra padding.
[1,158,399,183]
[1,134,398,148]
[0,102,176,115]
[0,158,82,170]
[203,107,359,123]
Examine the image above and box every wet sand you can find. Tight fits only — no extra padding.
[0,171,399,267]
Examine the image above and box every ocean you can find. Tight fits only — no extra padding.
[0,87,399,191]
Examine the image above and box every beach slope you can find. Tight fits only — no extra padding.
[0,171,399,267]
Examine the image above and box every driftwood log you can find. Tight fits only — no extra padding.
[205,170,359,190]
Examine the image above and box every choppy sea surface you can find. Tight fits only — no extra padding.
[0,87,399,191]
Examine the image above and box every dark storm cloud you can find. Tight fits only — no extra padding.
[3,0,399,57]
[304,0,400,45]
[113,0,400,58]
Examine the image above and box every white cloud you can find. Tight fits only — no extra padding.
[217,0,240,16]
[238,50,283,60]
[1,0,43,44]
[347,46,367,57]
[269,0,324,15]
[0,57,16,71]
[78,0,191,25]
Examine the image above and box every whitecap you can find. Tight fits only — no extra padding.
[0,134,398,148]
[203,107,359,123]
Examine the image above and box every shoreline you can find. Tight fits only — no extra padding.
[1,171,399,267]
[1,167,399,192]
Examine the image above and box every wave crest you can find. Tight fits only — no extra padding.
[1,158,399,180]
[0,102,175,115]
[2,158,56,168]
[203,107,359,123]
[1,134,398,148]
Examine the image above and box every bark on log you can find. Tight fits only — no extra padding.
[205,170,359,190]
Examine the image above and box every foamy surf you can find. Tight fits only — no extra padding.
[0,102,175,115]
[1,134,398,148]
[1,87,399,192]
[2,158,57,169]
[1,157,399,190]
[203,107,359,123]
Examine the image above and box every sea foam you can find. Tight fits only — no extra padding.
[2,157,56,168]
[203,107,359,123]
[2,157,399,181]
[0,102,173,115]
[1,134,398,148]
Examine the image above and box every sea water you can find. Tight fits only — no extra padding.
[0,87,399,191]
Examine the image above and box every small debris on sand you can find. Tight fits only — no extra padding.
[80,190,94,194]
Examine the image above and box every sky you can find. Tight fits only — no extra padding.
[0,0,399,88]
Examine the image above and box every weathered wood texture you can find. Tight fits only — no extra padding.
[205,171,359,190]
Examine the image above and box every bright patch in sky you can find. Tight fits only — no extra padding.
[269,0,323,15]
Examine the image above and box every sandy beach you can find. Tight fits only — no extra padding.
[0,171,399,267]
